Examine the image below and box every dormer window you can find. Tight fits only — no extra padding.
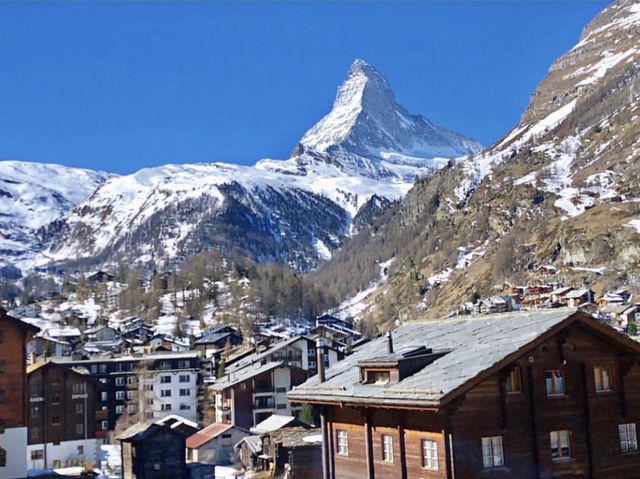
[364,370,391,385]
[358,345,450,385]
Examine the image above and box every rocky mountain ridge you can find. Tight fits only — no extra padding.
[314,0,640,325]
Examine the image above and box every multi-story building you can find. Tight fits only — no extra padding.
[0,308,39,479]
[53,351,200,432]
[26,361,102,470]
[211,336,343,429]
[290,309,640,479]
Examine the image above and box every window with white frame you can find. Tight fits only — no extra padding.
[550,430,571,460]
[179,375,190,383]
[381,434,394,462]
[178,360,190,369]
[421,439,439,470]
[619,423,638,453]
[115,377,125,387]
[481,436,504,468]
[101,421,108,430]
[101,391,108,401]
[336,429,348,456]
[126,376,136,386]
[115,405,124,414]
[76,423,84,435]
[115,391,125,400]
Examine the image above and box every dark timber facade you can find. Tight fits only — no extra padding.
[289,309,640,479]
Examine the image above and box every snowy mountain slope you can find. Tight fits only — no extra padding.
[36,60,480,272]
[0,161,112,277]
[313,0,640,322]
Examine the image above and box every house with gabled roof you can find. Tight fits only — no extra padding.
[186,422,248,465]
[289,309,640,479]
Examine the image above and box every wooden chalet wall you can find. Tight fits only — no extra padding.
[0,314,34,430]
[327,407,447,479]
[322,321,640,479]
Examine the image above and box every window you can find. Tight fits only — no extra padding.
[128,404,137,414]
[115,377,125,387]
[90,365,98,374]
[221,433,232,447]
[381,434,394,462]
[126,376,136,386]
[115,391,125,400]
[101,421,108,430]
[506,368,521,394]
[594,366,613,392]
[179,375,190,383]
[72,382,86,394]
[115,405,124,414]
[178,360,190,369]
[179,389,191,396]
[161,389,171,397]
[31,449,44,460]
[365,370,390,385]
[161,375,172,384]
[31,405,40,418]
[276,387,287,393]
[31,427,40,440]
[146,398,153,406]
[161,404,172,411]
[76,423,84,435]
[619,423,638,453]
[77,445,84,455]
[101,391,108,401]
[550,430,571,460]
[276,403,287,409]
[144,384,154,391]
[337,429,349,456]
[180,404,191,410]
[52,415,61,425]
[146,412,155,420]
[99,365,107,374]
[75,403,84,414]
[126,390,135,400]
[159,361,171,370]
[421,439,439,470]
[545,370,565,396]
[53,460,62,469]
[482,436,504,468]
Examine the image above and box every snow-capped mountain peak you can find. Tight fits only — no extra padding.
[297,59,482,164]
[8,60,482,275]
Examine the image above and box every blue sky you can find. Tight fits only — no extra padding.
[0,1,607,175]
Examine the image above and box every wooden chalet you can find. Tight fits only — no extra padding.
[289,309,640,479]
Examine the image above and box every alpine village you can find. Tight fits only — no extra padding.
[4,1,640,478]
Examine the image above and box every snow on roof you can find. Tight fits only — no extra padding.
[250,414,297,434]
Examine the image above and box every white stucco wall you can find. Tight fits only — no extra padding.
[27,438,99,471]
[0,427,28,479]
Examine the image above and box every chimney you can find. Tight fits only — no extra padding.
[386,330,394,354]
[316,339,325,383]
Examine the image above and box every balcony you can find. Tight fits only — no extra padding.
[95,410,108,420]
[253,399,275,409]
[95,431,107,439]
[253,385,274,395]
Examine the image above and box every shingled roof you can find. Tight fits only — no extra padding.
[288,308,640,409]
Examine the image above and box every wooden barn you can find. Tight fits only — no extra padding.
[289,309,640,479]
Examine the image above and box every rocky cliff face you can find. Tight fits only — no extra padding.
[29,60,480,273]
[314,0,640,324]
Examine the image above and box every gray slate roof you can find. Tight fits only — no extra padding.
[210,360,284,391]
[288,308,582,408]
